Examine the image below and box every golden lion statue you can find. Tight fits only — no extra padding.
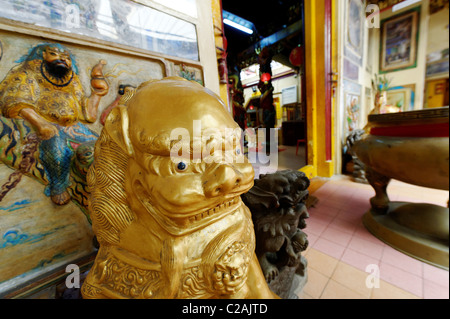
[81,77,276,299]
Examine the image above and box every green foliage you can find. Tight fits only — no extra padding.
[373,74,392,93]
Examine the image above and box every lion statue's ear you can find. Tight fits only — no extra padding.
[104,106,134,156]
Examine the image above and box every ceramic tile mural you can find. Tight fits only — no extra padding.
[0,0,199,61]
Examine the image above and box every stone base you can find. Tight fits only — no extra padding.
[363,202,449,270]
[268,266,308,299]
[291,273,308,298]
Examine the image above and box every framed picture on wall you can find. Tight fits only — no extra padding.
[385,84,415,111]
[345,92,361,134]
[379,7,420,73]
[344,0,365,66]
[426,59,449,78]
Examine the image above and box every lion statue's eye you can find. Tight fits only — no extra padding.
[176,161,188,172]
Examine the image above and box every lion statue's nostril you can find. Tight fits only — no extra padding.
[203,164,248,197]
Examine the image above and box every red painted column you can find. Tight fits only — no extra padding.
[324,0,332,161]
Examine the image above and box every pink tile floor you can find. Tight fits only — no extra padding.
[305,175,449,299]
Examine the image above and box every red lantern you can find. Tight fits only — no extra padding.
[261,72,271,83]
[289,46,304,67]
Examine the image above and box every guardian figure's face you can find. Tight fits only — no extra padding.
[42,46,72,78]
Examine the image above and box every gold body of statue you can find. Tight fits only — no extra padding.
[81,77,277,299]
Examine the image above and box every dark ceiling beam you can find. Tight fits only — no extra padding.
[237,20,302,68]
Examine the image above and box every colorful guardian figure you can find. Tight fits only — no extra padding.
[0,43,109,205]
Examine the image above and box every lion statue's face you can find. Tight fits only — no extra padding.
[129,79,254,235]
[97,77,255,237]
[130,147,254,234]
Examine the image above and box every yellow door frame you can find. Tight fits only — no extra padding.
[300,0,337,179]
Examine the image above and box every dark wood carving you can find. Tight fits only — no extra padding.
[346,129,368,184]
[242,169,310,299]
